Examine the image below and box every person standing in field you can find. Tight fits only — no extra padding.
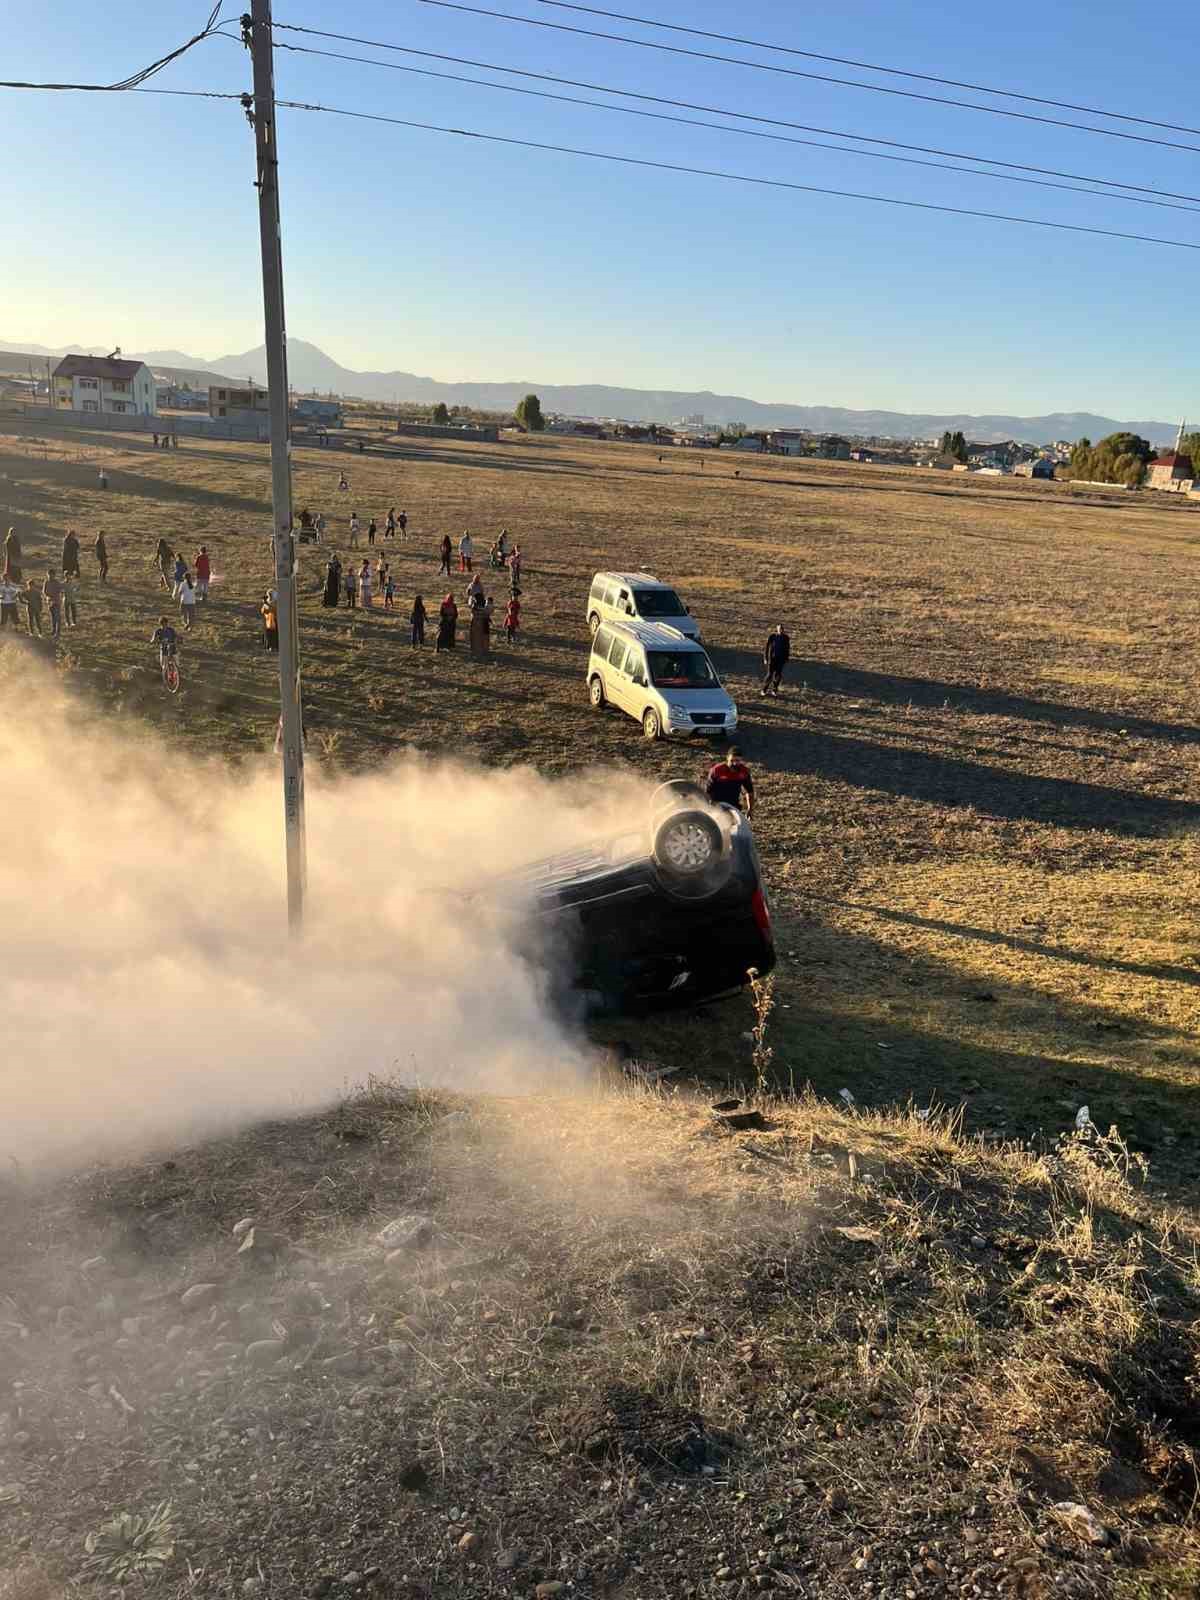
[172,552,187,598]
[94,530,109,582]
[410,593,427,648]
[63,571,79,629]
[261,589,279,651]
[4,527,22,582]
[61,528,81,579]
[178,571,197,630]
[344,563,357,608]
[385,507,396,539]
[349,512,360,548]
[367,516,377,547]
[194,545,211,602]
[435,593,458,652]
[22,578,44,637]
[504,592,520,645]
[323,554,341,607]
[761,623,791,697]
[98,467,108,489]
[705,746,755,817]
[465,572,484,612]
[459,530,473,573]
[43,569,64,640]
[154,537,172,591]
[469,593,490,656]
[398,509,408,540]
[0,573,20,628]
[438,534,452,575]
[359,558,373,610]
[338,471,349,493]
[508,545,522,591]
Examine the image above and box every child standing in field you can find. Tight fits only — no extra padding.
[367,517,377,547]
[359,559,373,610]
[411,593,427,648]
[194,545,211,601]
[504,593,520,645]
[178,571,197,630]
[398,509,408,539]
[349,512,360,547]
[438,534,452,575]
[63,571,79,629]
[94,531,108,582]
[385,507,396,538]
[344,564,357,608]
[384,570,395,610]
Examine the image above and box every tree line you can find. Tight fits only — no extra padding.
[1069,432,1154,487]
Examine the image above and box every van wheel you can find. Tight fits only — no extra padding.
[642,708,661,741]
[652,809,729,899]
[589,675,606,709]
[588,612,600,636]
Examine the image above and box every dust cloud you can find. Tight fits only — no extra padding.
[0,655,649,1172]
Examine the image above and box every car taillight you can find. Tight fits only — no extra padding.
[751,888,772,939]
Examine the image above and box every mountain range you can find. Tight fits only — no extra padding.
[1,336,1180,446]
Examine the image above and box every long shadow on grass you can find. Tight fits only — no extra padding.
[709,648,1200,748]
[734,701,1198,834]
[814,896,1200,988]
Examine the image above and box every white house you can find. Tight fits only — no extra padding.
[53,355,157,417]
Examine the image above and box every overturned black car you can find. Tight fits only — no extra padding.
[520,782,775,1014]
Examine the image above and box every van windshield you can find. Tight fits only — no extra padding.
[648,651,716,689]
[633,588,685,616]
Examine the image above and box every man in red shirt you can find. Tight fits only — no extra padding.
[705,747,755,817]
[194,545,212,602]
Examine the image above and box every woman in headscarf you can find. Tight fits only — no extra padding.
[358,558,373,611]
[3,526,21,583]
[469,591,491,656]
[435,593,458,652]
[323,553,341,607]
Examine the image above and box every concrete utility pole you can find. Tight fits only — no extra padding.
[245,0,307,929]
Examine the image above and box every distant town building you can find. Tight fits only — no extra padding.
[209,383,269,424]
[54,354,157,416]
[1146,450,1194,491]
[680,412,705,427]
[1013,459,1056,480]
[156,384,208,410]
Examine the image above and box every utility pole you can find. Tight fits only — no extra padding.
[244,0,307,930]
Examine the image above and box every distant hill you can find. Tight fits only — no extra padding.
[0,335,1179,445]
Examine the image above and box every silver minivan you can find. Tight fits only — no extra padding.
[586,571,700,641]
[587,620,737,740]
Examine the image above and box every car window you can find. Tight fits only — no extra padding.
[603,584,618,607]
[590,579,605,602]
[608,637,627,671]
[629,651,647,686]
[618,589,635,615]
[633,588,686,617]
[593,626,614,659]
[648,650,716,688]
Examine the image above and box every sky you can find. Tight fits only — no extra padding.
[3,0,1198,417]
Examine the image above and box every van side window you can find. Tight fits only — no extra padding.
[608,638,627,671]
[630,652,647,686]
[593,626,613,658]
[590,580,605,602]
[603,584,618,607]
[618,588,633,614]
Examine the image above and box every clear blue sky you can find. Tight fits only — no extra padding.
[4,0,1198,417]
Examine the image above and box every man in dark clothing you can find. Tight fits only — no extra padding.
[705,747,755,817]
[762,623,790,697]
[94,531,108,582]
[62,529,81,579]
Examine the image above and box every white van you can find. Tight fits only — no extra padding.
[586,571,700,641]
[587,620,737,741]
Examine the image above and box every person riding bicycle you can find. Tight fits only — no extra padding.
[151,616,178,666]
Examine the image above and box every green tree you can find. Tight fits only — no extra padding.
[950,430,967,461]
[431,402,450,425]
[1069,432,1150,485]
[1177,432,1200,466]
[515,393,545,432]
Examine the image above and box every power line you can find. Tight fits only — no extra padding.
[275,39,1200,215]
[377,2,1200,156]
[530,0,1200,139]
[274,98,1200,252]
[272,30,1200,206]
[0,3,226,92]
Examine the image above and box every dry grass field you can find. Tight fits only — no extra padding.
[2,418,1199,1175]
[2,418,1200,1598]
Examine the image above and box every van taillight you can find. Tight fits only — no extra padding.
[751,888,772,939]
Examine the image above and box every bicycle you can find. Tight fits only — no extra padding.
[161,650,180,694]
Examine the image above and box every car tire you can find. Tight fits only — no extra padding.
[589,675,606,709]
[651,808,728,894]
[588,611,601,636]
[642,708,661,741]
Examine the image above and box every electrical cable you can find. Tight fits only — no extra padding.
[274,98,1200,252]
[0,4,226,92]
[352,3,1200,155]
[529,0,1200,139]
[274,39,1200,214]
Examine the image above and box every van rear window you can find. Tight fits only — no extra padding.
[593,626,614,658]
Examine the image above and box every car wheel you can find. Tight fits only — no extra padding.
[652,809,725,879]
[588,611,601,636]
[589,675,606,709]
[642,708,661,740]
